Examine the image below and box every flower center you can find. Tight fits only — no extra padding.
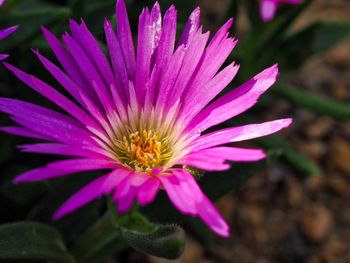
[113,129,173,172]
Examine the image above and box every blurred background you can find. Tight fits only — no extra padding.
[0,0,350,263]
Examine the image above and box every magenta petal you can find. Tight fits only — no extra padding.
[131,172,150,187]
[182,19,237,106]
[135,8,152,103]
[0,25,18,41]
[116,186,137,213]
[196,195,230,237]
[181,63,240,123]
[0,98,94,146]
[104,19,129,99]
[33,49,89,108]
[4,62,99,130]
[0,54,9,60]
[176,157,231,171]
[0,126,52,140]
[190,118,292,151]
[167,29,209,107]
[116,0,136,79]
[161,169,230,237]
[260,0,278,22]
[41,27,91,92]
[184,147,267,162]
[113,173,133,199]
[155,45,186,109]
[178,7,200,46]
[137,178,160,206]
[53,173,111,219]
[189,64,279,133]
[160,174,196,215]
[148,5,177,105]
[101,168,131,194]
[13,158,116,183]
[71,20,115,88]
[18,143,103,158]
[62,34,113,112]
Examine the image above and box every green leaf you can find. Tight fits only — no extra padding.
[72,207,125,263]
[274,83,350,121]
[200,161,266,200]
[277,20,350,70]
[121,222,185,260]
[256,134,320,176]
[0,7,71,51]
[235,0,313,78]
[73,206,185,262]
[27,172,103,244]
[240,0,312,52]
[0,222,74,263]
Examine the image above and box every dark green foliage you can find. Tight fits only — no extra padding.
[121,223,185,260]
[0,222,75,263]
[0,0,349,262]
[274,84,350,121]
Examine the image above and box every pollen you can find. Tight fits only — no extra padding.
[113,129,173,172]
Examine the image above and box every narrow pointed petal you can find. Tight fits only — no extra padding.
[4,62,99,130]
[181,63,240,123]
[101,168,131,194]
[175,157,231,171]
[147,5,177,105]
[116,0,136,78]
[137,178,160,205]
[131,172,149,187]
[0,126,52,140]
[0,25,18,40]
[167,29,210,107]
[178,7,200,46]
[190,118,293,151]
[18,143,104,158]
[183,147,266,162]
[155,45,186,109]
[116,186,137,213]
[53,173,111,219]
[13,158,117,183]
[184,19,236,96]
[197,195,230,237]
[189,64,279,133]
[70,20,115,87]
[104,19,129,99]
[135,4,162,104]
[62,34,114,112]
[0,98,94,146]
[160,174,197,215]
[0,54,9,60]
[41,27,91,93]
[161,170,230,237]
[33,50,88,107]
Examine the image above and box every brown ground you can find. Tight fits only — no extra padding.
[113,1,350,262]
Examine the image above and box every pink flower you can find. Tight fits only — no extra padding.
[260,0,303,22]
[0,0,18,60]
[0,0,292,237]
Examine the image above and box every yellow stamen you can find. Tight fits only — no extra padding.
[113,128,173,172]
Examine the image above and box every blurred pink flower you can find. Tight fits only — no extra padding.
[0,0,292,236]
[260,0,302,22]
